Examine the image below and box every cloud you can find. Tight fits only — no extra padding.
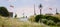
[7,0,16,2]
[43,0,57,2]
[44,0,49,2]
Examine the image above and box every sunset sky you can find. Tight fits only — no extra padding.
[0,0,60,17]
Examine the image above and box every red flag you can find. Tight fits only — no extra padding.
[49,8,52,10]
[10,5,14,8]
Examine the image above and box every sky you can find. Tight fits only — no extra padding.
[0,0,60,17]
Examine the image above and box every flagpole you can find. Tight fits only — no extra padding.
[34,4,36,15]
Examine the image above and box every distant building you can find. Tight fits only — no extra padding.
[56,13,59,15]
[56,8,59,15]
[9,12,13,17]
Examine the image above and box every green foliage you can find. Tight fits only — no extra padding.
[35,15,40,22]
[0,7,9,17]
[45,15,60,23]
[35,15,60,26]
[35,15,46,22]
[42,19,48,24]
[47,20,56,26]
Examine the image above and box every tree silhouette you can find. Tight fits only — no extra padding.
[0,7,9,17]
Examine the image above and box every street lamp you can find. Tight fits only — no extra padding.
[39,4,43,15]
[39,4,43,23]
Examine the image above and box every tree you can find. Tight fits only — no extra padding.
[35,15,44,22]
[0,7,9,17]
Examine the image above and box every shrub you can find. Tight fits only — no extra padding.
[0,7,9,17]
[35,15,44,22]
[35,15,60,26]
[56,22,60,26]
[47,20,56,26]
[45,15,60,23]
[42,19,48,24]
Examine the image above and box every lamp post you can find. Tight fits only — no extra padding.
[39,4,43,15]
[39,4,43,23]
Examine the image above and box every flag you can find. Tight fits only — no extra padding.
[49,8,52,10]
[10,5,14,8]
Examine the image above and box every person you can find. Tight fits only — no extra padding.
[26,16,27,18]
[14,13,17,18]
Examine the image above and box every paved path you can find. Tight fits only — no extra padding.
[18,18,29,22]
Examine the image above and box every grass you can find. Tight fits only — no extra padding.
[50,26,60,27]
[0,16,50,27]
[0,16,60,27]
[53,14,60,20]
